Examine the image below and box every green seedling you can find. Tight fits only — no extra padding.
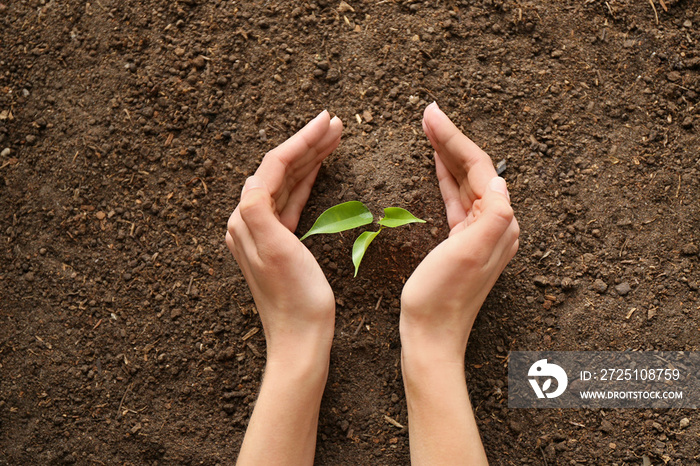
[300,201,425,276]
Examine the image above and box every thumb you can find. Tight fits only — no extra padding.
[469,177,514,247]
[238,176,288,246]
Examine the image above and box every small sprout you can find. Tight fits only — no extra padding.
[351,230,382,276]
[300,201,425,276]
[299,201,373,241]
[378,207,426,228]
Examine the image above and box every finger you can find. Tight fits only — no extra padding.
[276,116,343,228]
[227,207,253,252]
[255,113,342,210]
[238,176,295,252]
[493,217,520,269]
[435,151,467,229]
[422,102,498,201]
[452,177,514,252]
[278,161,323,232]
[226,210,256,276]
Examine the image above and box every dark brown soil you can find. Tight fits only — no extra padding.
[1,0,699,464]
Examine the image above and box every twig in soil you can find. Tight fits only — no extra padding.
[187,177,208,195]
[383,415,404,429]
[604,1,614,17]
[353,316,365,336]
[246,342,262,358]
[374,295,383,311]
[95,0,114,18]
[242,327,259,341]
[648,0,659,24]
[619,237,629,257]
[165,231,179,246]
[186,276,194,295]
[418,87,438,102]
[675,173,681,198]
[540,446,549,466]
[117,383,133,419]
[658,0,668,12]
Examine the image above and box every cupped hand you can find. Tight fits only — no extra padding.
[226,111,343,363]
[400,103,520,363]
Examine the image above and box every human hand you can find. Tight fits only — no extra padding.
[226,110,343,364]
[400,102,520,364]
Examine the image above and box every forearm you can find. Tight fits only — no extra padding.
[401,344,488,465]
[236,353,329,466]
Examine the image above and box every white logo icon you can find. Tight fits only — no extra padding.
[528,359,568,399]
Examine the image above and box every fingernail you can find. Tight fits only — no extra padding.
[330,115,341,124]
[242,176,264,194]
[427,101,439,110]
[488,176,509,199]
[313,109,328,121]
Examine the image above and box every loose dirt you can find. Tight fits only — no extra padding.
[1,0,699,464]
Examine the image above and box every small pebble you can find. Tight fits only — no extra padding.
[561,277,575,290]
[326,69,341,82]
[25,134,37,145]
[192,56,206,69]
[592,278,608,294]
[681,243,698,256]
[509,420,523,434]
[600,420,613,433]
[533,276,548,287]
[615,282,631,296]
[140,106,154,118]
[338,1,354,13]
[496,159,507,175]
[667,71,681,82]
[680,418,690,429]
[1,148,10,157]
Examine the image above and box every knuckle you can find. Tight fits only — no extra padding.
[495,201,514,222]
[489,200,514,229]
[238,195,257,219]
[227,211,242,236]
[511,218,521,240]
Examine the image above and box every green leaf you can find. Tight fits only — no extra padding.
[351,229,382,277]
[378,207,426,228]
[300,201,373,241]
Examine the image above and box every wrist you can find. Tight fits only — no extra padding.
[264,304,335,365]
[399,313,470,368]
